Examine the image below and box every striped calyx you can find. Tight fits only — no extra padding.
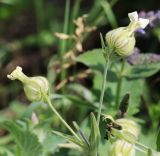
[7,66,49,102]
[106,11,149,57]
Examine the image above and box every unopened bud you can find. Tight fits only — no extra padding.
[7,66,49,102]
[106,11,149,57]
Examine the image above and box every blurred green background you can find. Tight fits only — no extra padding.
[0,0,160,155]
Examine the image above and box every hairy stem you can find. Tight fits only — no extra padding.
[42,92,81,141]
[97,59,110,126]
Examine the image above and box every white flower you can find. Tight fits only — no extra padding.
[128,11,149,35]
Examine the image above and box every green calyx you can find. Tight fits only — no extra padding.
[7,66,49,102]
[105,11,149,57]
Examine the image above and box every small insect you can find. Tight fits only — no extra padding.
[103,115,122,140]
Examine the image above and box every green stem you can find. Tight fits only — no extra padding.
[135,141,160,156]
[60,0,70,84]
[42,92,81,141]
[34,0,45,32]
[97,59,110,126]
[115,59,125,108]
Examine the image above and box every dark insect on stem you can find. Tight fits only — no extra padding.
[104,119,122,140]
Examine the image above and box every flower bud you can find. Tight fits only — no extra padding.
[111,118,139,144]
[106,11,149,57]
[109,140,135,156]
[7,66,49,102]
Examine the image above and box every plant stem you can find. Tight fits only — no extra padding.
[34,0,45,32]
[97,59,110,126]
[135,141,160,156]
[115,59,125,108]
[60,0,70,85]
[42,92,81,141]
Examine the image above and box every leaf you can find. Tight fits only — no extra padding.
[76,49,118,82]
[1,120,42,156]
[65,95,97,109]
[121,78,145,115]
[67,83,94,103]
[157,128,160,151]
[52,130,87,149]
[76,49,105,72]
[101,0,118,28]
[126,62,160,79]
[0,146,14,156]
[73,121,90,148]
[42,134,65,154]
[89,113,100,156]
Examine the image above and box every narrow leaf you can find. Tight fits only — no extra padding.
[89,113,100,156]
[101,0,118,28]
[73,121,90,147]
[100,33,106,50]
[52,130,86,149]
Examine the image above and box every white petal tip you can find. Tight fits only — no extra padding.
[138,18,150,28]
[7,74,15,80]
[16,66,22,71]
[128,11,138,21]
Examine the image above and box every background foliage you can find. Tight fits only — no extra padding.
[0,0,160,155]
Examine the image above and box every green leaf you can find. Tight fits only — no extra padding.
[67,83,95,103]
[127,62,160,79]
[76,49,105,72]
[1,120,42,156]
[42,134,65,154]
[65,95,97,109]
[101,0,118,28]
[52,130,87,150]
[121,78,145,115]
[73,121,90,149]
[0,146,14,156]
[89,113,100,156]
[76,49,117,82]
[157,128,160,151]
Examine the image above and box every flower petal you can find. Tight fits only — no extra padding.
[138,18,150,28]
[128,11,138,22]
